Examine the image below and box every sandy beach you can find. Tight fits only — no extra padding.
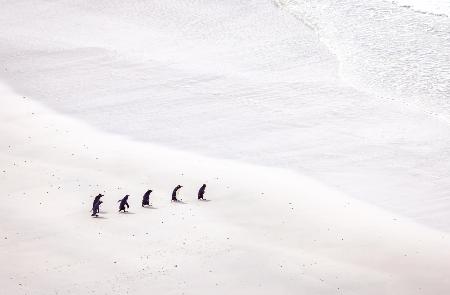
[1,0,450,294]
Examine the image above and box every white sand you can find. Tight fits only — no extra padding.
[1,82,450,294]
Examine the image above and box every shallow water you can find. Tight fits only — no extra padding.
[278,0,450,118]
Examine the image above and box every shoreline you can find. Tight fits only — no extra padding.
[2,0,450,232]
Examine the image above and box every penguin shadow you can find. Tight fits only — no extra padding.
[142,205,158,209]
[92,215,107,219]
[118,211,136,214]
[173,200,187,204]
[199,199,211,202]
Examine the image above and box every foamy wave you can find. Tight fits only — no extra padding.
[277,0,450,119]
[391,0,450,17]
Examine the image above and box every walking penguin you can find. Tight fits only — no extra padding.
[198,184,206,200]
[92,194,103,208]
[172,185,182,202]
[118,195,130,212]
[91,200,103,217]
[142,190,152,207]
[91,194,103,217]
